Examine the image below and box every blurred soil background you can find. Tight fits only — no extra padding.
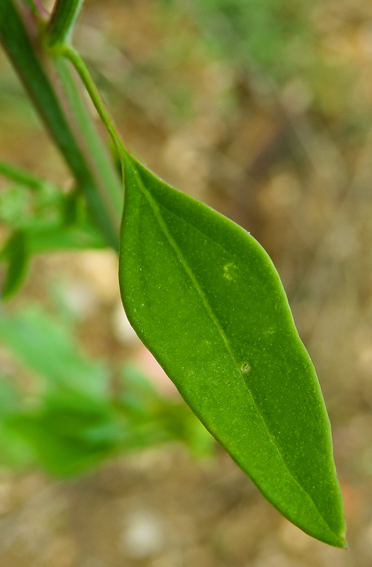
[1,0,372,564]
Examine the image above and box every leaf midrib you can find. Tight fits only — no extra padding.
[127,162,341,542]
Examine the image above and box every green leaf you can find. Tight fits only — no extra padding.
[27,222,106,252]
[0,231,30,299]
[119,364,214,454]
[118,152,346,548]
[8,397,120,477]
[0,306,109,399]
[0,181,107,253]
[0,304,212,475]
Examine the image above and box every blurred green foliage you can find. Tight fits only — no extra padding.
[0,305,213,477]
[0,178,106,252]
[0,176,106,298]
[0,172,212,478]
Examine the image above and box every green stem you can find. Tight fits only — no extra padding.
[47,0,84,47]
[56,45,128,161]
[55,56,123,215]
[0,159,58,191]
[0,0,121,249]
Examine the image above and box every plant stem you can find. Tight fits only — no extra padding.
[0,0,122,249]
[57,45,128,161]
[0,159,57,191]
[47,0,84,47]
[55,56,124,216]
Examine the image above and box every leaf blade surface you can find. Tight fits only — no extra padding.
[119,153,346,547]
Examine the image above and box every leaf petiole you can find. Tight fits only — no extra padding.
[52,44,128,164]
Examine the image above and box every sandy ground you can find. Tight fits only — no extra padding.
[0,448,360,567]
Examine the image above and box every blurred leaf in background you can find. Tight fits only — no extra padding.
[0,176,107,298]
[0,305,213,477]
